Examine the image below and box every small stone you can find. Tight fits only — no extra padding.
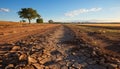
[72,62,81,68]
[24,65,35,69]
[29,42,33,44]
[61,65,68,69]
[92,51,97,56]
[107,63,118,69]
[56,57,63,61]
[111,58,120,63]
[58,61,66,65]
[71,60,75,62]
[15,64,26,69]
[48,64,61,69]
[66,62,73,67]
[31,48,36,52]
[32,63,42,69]
[72,52,76,55]
[31,53,41,59]
[11,46,20,51]
[38,57,44,61]
[28,56,37,64]
[45,51,51,56]
[41,54,48,58]
[40,58,52,65]
[19,54,27,61]
[5,64,14,69]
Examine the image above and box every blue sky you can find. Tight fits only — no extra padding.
[0,0,120,22]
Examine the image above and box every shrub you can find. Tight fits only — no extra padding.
[36,18,43,23]
[48,20,54,23]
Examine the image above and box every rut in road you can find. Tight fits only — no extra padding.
[1,25,120,69]
[1,25,78,69]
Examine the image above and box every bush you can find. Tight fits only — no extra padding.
[36,18,43,23]
[48,20,54,23]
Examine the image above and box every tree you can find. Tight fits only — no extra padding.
[36,18,43,23]
[48,20,54,23]
[18,8,40,24]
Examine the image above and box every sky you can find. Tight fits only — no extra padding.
[0,0,120,22]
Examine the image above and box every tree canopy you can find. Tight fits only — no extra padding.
[18,8,40,24]
[48,20,54,23]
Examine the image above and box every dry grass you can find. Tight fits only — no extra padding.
[77,23,120,33]
[79,23,120,27]
[0,21,59,36]
[0,21,26,26]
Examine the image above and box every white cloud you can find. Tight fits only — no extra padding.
[0,8,10,12]
[65,8,102,17]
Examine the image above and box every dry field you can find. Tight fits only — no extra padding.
[0,21,59,43]
[79,23,120,26]
[0,22,120,69]
[73,24,120,56]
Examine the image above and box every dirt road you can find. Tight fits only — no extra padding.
[0,25,120,69]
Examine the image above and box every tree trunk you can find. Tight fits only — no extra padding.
[28,19,31,24]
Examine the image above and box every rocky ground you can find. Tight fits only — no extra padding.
[0,25,120,69]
